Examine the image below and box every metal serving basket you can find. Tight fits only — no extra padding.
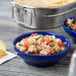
[12,1,76,29]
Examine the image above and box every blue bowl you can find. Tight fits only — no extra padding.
[13,31,70,67]
[62,16,76,44]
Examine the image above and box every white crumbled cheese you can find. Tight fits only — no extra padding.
[33,35,40,39]
[55,45,61,51]
[46,45,50,49]
[52,35,56,40]
[16,42,21,49]
[56,38,62,43]
[20,47,26,51]
[28,38,36,44]
[27,38,32,41]
[40,49,50,55]
[32,39,36,43]
[61,47,65,51]
[67,19,73,25]
[37,38,43,44]
[20,40,25,45]
[56,38,60,42]
[44,41,47,44]
[40,50,48,55]
[28,45,35,52]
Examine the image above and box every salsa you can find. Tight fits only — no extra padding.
[65,17,76,31]
[16,33,66,56]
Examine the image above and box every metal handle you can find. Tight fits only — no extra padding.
[12,5,32,26]
[12,5,15,20]
[23,8,32,26]
[44,8,76,17]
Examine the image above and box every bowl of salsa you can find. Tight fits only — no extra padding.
[62,16,76,43]
[13,31,70,67]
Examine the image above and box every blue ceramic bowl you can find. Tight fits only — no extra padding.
[62,16,76,44]
[13,31,70,67]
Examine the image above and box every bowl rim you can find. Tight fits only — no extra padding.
[13,31,70,57]
[62,16,76,34]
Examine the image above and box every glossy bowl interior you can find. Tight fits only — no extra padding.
[62,16,76,43]
[13,31,70,67]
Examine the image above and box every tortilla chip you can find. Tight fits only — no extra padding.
[0,40,7,58]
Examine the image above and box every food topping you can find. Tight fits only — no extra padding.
[16,34,66,55]
[65,17,76,31]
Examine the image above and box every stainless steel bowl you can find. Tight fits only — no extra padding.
[12,1,76,29]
